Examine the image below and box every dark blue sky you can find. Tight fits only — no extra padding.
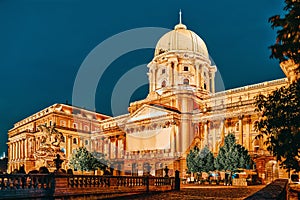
[0,0,286,154]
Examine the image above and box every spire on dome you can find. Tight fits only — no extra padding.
[179,9,182,24]
[175,9,187,30]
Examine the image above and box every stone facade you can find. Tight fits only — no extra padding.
[7,18,293,182]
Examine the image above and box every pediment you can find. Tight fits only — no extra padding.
[128,104,178,122]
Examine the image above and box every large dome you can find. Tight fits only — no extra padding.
[154,23,209,57]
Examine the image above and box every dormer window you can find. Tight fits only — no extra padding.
[184,66,189,71]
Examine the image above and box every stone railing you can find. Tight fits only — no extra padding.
[0,174,54,199]
[0,173,178,199]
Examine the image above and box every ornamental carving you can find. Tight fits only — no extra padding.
[34,123,65,160]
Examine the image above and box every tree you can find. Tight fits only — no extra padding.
[91,151,109,171]
[214,134,251,171]
[269,0,300,67]
[69,147,108,173]
[254,0,300,173]
[186,146,215,173]
[255,81,300,172]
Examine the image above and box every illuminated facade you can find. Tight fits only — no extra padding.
[8,17,294,181]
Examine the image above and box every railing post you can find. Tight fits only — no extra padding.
[145,175,149,193]
[175,170,180,191]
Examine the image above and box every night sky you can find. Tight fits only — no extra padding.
[0,0,286,154]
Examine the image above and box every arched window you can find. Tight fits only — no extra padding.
[73,138,77,144]
[73,123,77,129]
[84,125,89,132]
[161,80,166,87]
[253,139,260,152]
[183,78,189,85]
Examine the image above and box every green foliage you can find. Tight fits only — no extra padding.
[269,0,300,67]
[255,81,300,171]
[214,134,251,171]
[69,147,109,172]
[186,146,215,173]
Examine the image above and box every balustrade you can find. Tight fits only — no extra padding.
[0,174,176,199]
[0,174,53,191]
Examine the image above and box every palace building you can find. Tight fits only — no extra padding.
[8,15,295,181]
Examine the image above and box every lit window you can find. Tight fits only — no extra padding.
[235,122,239,132]
[60,120,66,127]
[184,66,189,71]
[84,125,89,132]
[183,79,189,85]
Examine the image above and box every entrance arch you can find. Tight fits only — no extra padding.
[265,160,279,182]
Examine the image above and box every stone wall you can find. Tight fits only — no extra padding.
[245,179,288,200]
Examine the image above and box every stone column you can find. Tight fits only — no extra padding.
[149,67,154,92]
[175,125,180,153]
[115,137,119,158]
[212,122,217,153]
[211,73,215,93]
[245,117,251,151]
[220,120,225,146]
[10,143,12,160]
[204,121,209,146]
[24,139,28,159]
[174,63,178,86]
[171,62,175,86]
[153,68,157,91]
[180,95,192,153]
[16,141,19,160]
[238,115,244,145]
[67,135,72,159]
[196,65,199,88]
[79,137,83,147]
[20,140,23,159]
[168,62,173,86]
[170,124,176,153]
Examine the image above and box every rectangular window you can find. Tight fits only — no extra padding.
[162,69,165,74]
[184,66,189,71]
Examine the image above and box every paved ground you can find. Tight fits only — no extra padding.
[109,185,264,200]
[106,183,300,200]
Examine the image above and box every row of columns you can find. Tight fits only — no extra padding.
[9,138,28,161]
[91,136,126,160]
[195,115,253,153]
[149,61,215,93]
